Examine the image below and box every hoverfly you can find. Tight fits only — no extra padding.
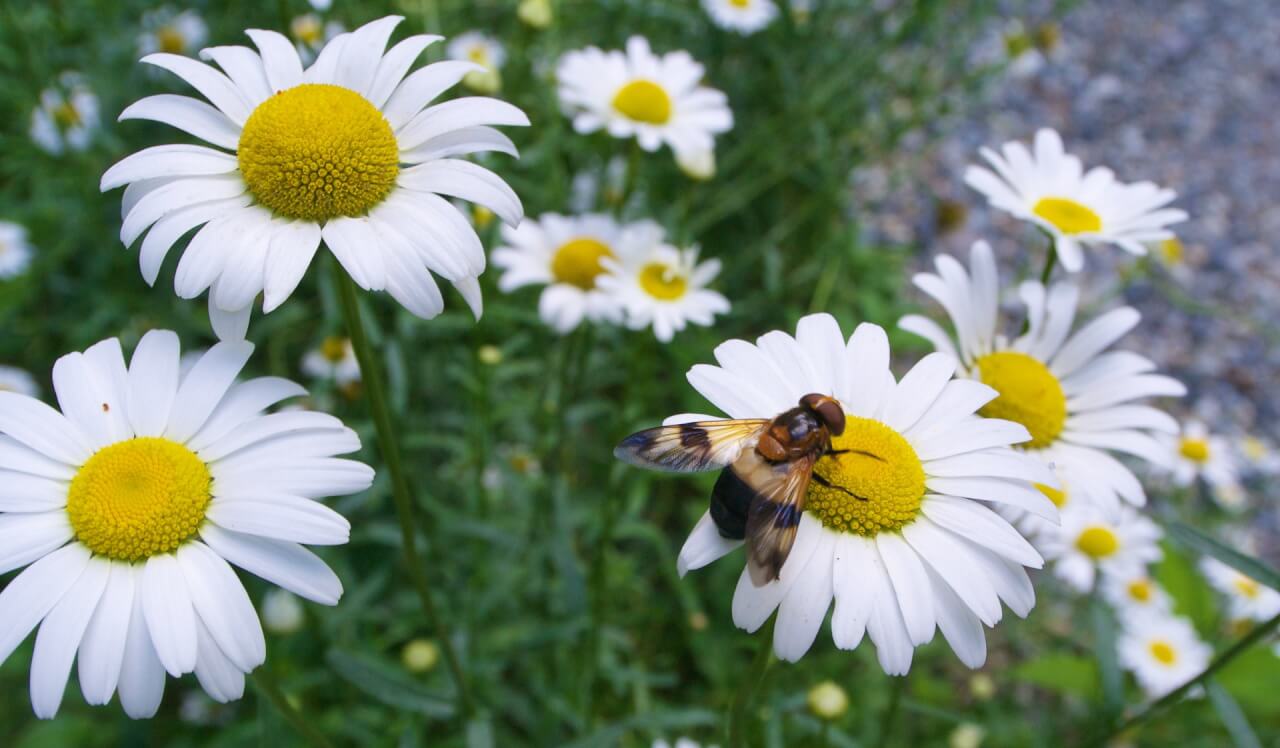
[615,394,850,587]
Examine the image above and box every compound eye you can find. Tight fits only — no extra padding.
[803,395,846,435]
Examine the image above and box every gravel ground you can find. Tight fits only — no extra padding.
[857,0,1280,546]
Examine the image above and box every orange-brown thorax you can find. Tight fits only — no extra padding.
[756,394,846,462]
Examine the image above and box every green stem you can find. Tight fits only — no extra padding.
[1039,234,1058,287]
[332,267,474,718]
[252,668,334,748]
[728,626,774,748]
[875,674,907,748]
[1089,611,1280,746]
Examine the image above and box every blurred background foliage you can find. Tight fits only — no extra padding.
[0,0,1276,746]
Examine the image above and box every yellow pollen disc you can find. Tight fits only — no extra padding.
[612,80,672,125]
[1128,579,1152,602]
[53,101,82,129]
[974,351,1067,449]
[1004,31,1033,58]
[638,262,688,300]
[551,237,613,290]
[1178,437,1210,463]
[1032,197,1102,235]
[1075,525,1119,559]
[66,437,212,562]
[1149,640,1177,666]
[238,84,400,221]
[292,17,323,45]
[466,46,491,67]
[1233,576,1260,599]
[157,26,187,54]
[1035,482,1068,508]
[807,416,926,536]
[730,0,751,6]
[1159,237,1184,265]
[321,336,349,363]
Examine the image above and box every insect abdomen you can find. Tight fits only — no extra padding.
[710,466,755,540]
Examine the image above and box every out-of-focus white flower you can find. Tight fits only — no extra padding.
[1040,503,1162,593]
[260,590,305,634]
[1102,569,1172,619]
[597,243,729,342]
[965,129,1187,272]
[138,8,208,57]
[807,680,849,720]
[1164,420,1242,507]
[447,31,506,94]
[302,337,361,387]
[1200,557,1280,624]
[290,14,345,63]
[949,723,986,748]
[1118,614,1211,700]
[0,222,35,279]
[30,72,100,155]
[676,147,716,181]
[703,0,779,35]
[0,365,39,397]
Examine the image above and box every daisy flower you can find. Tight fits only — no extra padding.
[0,330,371,718]
[668,314,1056,672]
[0,365,39,397]
[675,146,716,181]
[1165,420,1242,505]
[0,221,35,279]
[138,8,208,57]
[30,72,100,155]
[964,129,1186,271]
[492,214,663,333]
[1199,557,1280,624]
[447,31,506,94]
[1039,502,1162,592]
[301,336,360,386]
[1102,569,1172,619]
[1118,614,1211,700]
[290,14,344,64]
[260,590,304,635]
[557,37,732,162]
[597,242,728,343]
[1239,434,1280,476]
[702,0,779,35]
[899,241,1185,512]
[101,16,528,338]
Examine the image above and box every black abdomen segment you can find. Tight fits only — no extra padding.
[710,466,755,540]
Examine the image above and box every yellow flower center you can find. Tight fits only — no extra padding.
[612,80,672,125]
[551,237,613,290]
[1148,640,1177,666]
[53,101,82,129]
[66,437,212,562]
[638,262,688,301]
[156,25,187,54]
[1036,482,1068,508]
[1003,31,1033,58]
[1033,22,1061,52]
[730,0,752,6]
[1075,525,1119,559]
[1159,237,1184,265]
[1242,436,1267,462]
[973,351,1067,449]
[1233,576,1260,600]
[1127,579,1153,603]
[466,46,491,67]
[320,336,349,363]
[291,15,323,45]
[1178,437,1210,463]
[807,416,926,536]
[238,84,400,221]
[1032,197,1102,235]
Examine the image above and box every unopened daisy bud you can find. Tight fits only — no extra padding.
[402,639,441,673]
[806,681,849,720]
[518,0,553,29]
[968,673,996,701]
[464,67,502,94]
[473,204,496,230]
[949,723,985,748]
[262,590,305,634]
[688,611,709,631]
[478,344,503,365]
[676,147,716,181]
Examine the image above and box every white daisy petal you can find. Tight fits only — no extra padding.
[773,529,835,662]
[117,571,167,719]
[0,512,72,574]
[876,533,936,646]
[30,557,110,718]
[141,554,199,676]
[76,564,135,706]
[192,616,245,703]
[164,340,254,444]
[177,542,265,672]
[0,543,91,667]
[245,29,304,92]
[199,524,342,605]
[207,495,350,546]
[142,53,252,124]
[677,511,742,577]
[118,95,241,151]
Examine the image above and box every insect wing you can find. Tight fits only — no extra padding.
[614,419,769,473]
[738,449,817,587]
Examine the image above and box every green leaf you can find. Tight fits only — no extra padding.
[1165,521,1280,591]
[1011,653,1100,698]
[1216,643,1280,717]
[1206,680,1262,748]
[1154,540,1218,636]
[325,649,456,719]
